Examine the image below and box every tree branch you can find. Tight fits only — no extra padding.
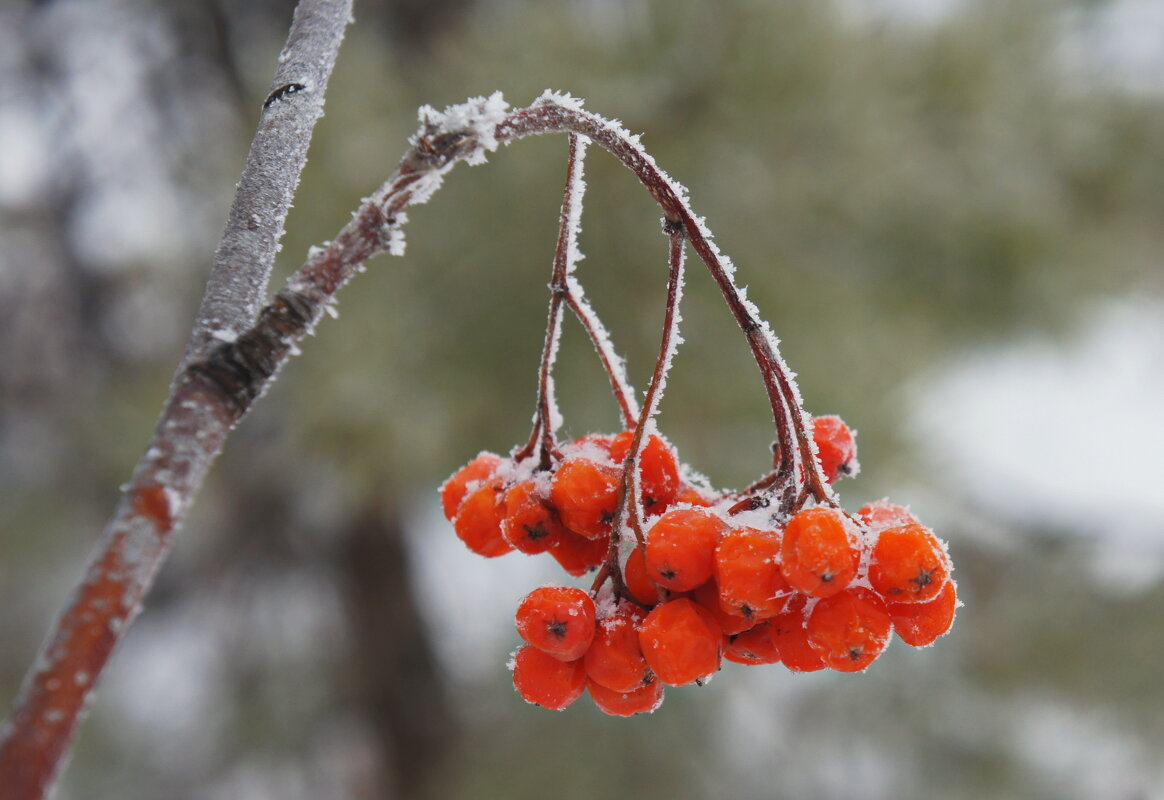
[0,2,353,797]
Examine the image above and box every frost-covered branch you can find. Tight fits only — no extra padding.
[0,2,353,797]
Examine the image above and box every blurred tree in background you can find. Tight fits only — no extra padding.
[1,0,1162,798]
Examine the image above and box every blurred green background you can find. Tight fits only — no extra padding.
[2,0,1163,797]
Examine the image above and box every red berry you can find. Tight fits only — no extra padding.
[714,527,789,620]
[645,508,727,592]
[610,431,681,513]
[547,529,608,577]
[811,415,858,483]
[780,507,860,597]
[889,580,958,646]
[584,605,651,692]
[587,676,665,716]
[869,523,951,604]
[638,598,723,686]
[806,587,892,672]
[675,486,714,507]
[692,578,755,636]
[724,621,782,665]
[511,645,586,710]
[769,598,825,673]
[857,499,919,532]
[623,547,660,606]
[515,586,597,661]
[551,458,620,539]
[453,477,514,558]
[502,479,566,554]
[440,452,503,520]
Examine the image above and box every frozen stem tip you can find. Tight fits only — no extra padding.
[409,91,510,170]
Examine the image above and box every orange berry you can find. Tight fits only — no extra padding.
[638,598,722,686]
[501,479,566,554]
[551,458,620,539]
[587,676,665,716]
[770,598,825,673]
[675,486,714,507]
[857,499,919,532]
[440,452,503,520]
[623,547,660,606]
[584,605,650,692]
[714,527,789,620]
[869,523,951,603]
[645,508,727,592]
[511,645,586,710]
[889,580,958,646]
[806,587,891,672]
[811,415,858,483]
[724,621,782,665]
[547,529,608,577]
[453,477,513,558]
[692,579,754,636]
[610,432,681,513]
[780,507,860,597]
[515,586,597,661]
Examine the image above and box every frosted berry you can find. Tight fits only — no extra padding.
[623,547,660,606]
[440,452,503,520]
[770,598,825,673]
[806,587,891,672]
[547,529,608,577]
[453,477,513,558]
[610,431,681,512]
[511,645,586,710]
[515,585,597,661]
[584,605,651,692]
[868,523,951,603]
[551,458,620,539]
[644,507,727,592]
[857,499,919,531]
[889,580,958,646]
[692,579,755,636]
[714,526,789,620]
[587,676,665,716]
[812,415,857,483]
[724,621,782,666]
[502,479,566,554]
[638,598,723,686]
[780,506,860,597]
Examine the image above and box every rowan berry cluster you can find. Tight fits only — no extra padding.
[440,416,957,715]
[436,124,957,716]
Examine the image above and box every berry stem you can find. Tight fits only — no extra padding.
[495,99,836,508]
[517,134,588,466]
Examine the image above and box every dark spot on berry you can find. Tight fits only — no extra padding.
[547,620,568,639]
[523,522,548,541]
[740,604,755,620]
[660,567,677,581]
[848,647,864,662]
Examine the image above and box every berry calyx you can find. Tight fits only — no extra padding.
[806,587,891,672]
[440,452,503,521]
[780,506,860,597]
[587,676,665,716]
[638,598,723,686]
[550,458,620,539]
[692,579,755,636]
[888,580,958,647]
[868,523,951,604]
[644,507,727,592]
[811,415,858,483]
[515,585,597,661]
[714,526,789,620]
[511,645,586,710]
[453,477,514,558]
